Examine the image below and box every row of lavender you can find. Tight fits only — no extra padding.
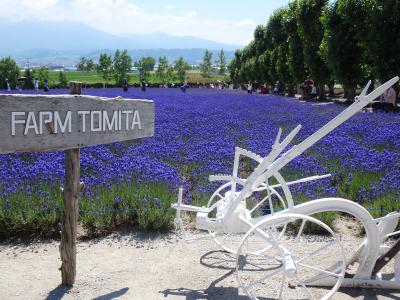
[0,88,399,237]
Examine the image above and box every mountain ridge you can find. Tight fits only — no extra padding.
[0,21,240,66]
[0,21,240,52]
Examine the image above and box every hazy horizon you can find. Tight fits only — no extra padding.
[0,0,290,46]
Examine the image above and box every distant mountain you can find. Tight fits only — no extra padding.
[0,21,240,65]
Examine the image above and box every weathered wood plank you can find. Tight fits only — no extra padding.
[61,82,81,286]
[69,82,82,95]
[60,148,80,286]
[0,94,154,154]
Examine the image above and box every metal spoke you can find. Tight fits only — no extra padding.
[219,233,228,245]
[252,246,274,256]
[278,273,286,299]
[297,262,340,278]
[295,219,306,242]
[242,257,281,270]
[296,241,335,264]
[242,266,284,291]
[249,195,268,214]
[266,182,275,215]
[296,274,315,300]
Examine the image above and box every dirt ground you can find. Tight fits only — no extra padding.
[1,229,400,300]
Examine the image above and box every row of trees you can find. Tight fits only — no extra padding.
[86,48,227,86]
[1,48,228,89]
[200,49,227,78]
[0,57,20,88]
[229,0,400,100]
[0,57,69,89]
[93,50,192,86]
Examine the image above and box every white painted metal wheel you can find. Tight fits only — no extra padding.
[236,213,346,300]
[207,182,287,254]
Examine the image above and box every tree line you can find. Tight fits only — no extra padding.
[228,0,400,100]
[1,48,228,89]
[80,48,227,86]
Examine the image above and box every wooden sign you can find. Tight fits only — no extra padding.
[0,94,154,154]
[0,86,155,287]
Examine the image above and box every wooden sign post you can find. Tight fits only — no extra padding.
[0,87,154,286]
[60,82,82,285]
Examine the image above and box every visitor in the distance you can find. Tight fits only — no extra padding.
[247,81,252,94]
[5,78,11,91]
[382,85,397,108]
[43,78,49,92]
[273,80,280,95]
[33,78,39,91]
[123,78,129,92]
[140,79,146,92]
[180,82,188,93]
[311,84,317,99]
[303,76,314,99]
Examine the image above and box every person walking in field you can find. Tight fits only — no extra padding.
[5,78,11,91]
[180,82,188,93]
[303,76,314,99]
[43,78,49,92]
[33,78,39,91]
[123,78,129,92]
[382,86,397,107]
[247,82,252,94]
[311,84,317,99]
[140,79,146,92]
[273,81,280,95]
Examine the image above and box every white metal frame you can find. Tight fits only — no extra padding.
[172,76,400,299]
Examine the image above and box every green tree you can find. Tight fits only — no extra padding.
[86,59,95,72]
[287,0,306,86]
[0,57,19,88]
[96,53,113,87]
[77,57,95,72]
[297,0,331,99]
[366,0,400,82]
[113,50,132,86]
[268,8,293,94]
[136,56,156,81]
[253,25,271,83]
[76,57,86,71]
[217,49,227,75]
[322,0,371,100]
[228,50,243,83]
[23,68,35,90]
[37,66,49,86]
[228,24,271,84]
[200,49,213,78]
[156,56,169,83]
[58,71,68,88]
[174,57,190,83]
[166,66,175,83]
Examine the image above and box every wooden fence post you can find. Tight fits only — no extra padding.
[60,82,82,286]
[69,81,82,95]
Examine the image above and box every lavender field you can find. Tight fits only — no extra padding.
[1,88,399,238]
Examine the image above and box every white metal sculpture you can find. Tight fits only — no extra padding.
[172,76,400,299]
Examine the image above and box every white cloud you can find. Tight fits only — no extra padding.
[165,4,174,10]
[237,19,256,27]
[0,0,256,45]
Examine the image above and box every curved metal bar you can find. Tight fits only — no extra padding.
[252,198,379,279]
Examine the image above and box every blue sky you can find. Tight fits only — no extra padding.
[138,0,289,26]
[0,0,290,45]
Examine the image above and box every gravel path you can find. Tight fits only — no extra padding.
[0,230,399,300]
